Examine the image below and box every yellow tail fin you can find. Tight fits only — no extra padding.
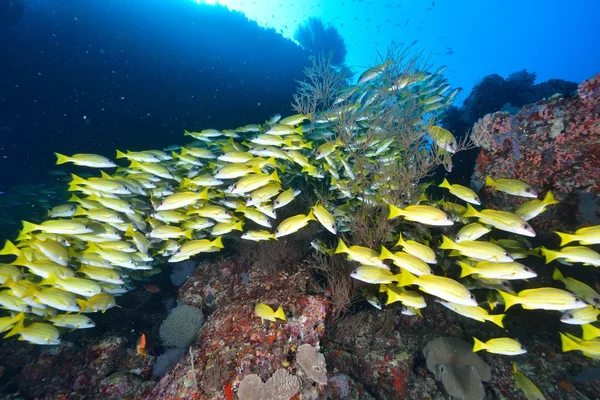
[485,176,496,187]
[275,306,286,321]
[388,204,404,220]
[497,290,519,311]
[438,235,456,251]
[457,260,474,278]
[582,324,600,341]
[559,332,581,353]
[334,238,348,254]
[554,232,576,247]
[3,316,24,338]
[486,313,505,329]
[212,236,224,249]
[115,149,127,159]
[463,203,480,218]
[472,337,486,352]
[54,152,71,165]
[378,245,394,261]
[0,240,21,257]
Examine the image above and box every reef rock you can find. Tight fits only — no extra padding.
[145,261,329,399]
[471,72,600,232]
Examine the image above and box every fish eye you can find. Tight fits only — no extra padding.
[522,223,529,229]
[565,313,573,319]
[504,252,510,257]
[524,267,532,272]
[129,205,134,210]
[469,294,475,300]
[575,297,584,303]
[84,225,90,229]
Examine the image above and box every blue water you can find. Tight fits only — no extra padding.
[0,0,598,213]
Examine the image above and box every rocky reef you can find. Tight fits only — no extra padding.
[471,73,600,232]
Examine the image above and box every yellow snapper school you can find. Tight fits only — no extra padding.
[0,51,597,390]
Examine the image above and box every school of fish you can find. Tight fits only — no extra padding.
[0,57,598,399]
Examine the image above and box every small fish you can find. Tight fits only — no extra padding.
[255,302,286,322]
[137,333,148,358]
[55,152,116,168]
[350,265,401,284]
[514,191,558,221]
[561,306,600,325]
[513,363,546,400]
[552,268,600,307]
[48,204,77,218]
[274,211,316,238]
[454,223,491,243]
[312,203,336,234]
[498,288,587,311]
[357,61,391,84]
[48,314,95,329]
[379,246,432,276]
[555,225,600,246]
[485,176,538,198]
[241,230,277,242]
[473,337,526,355]
[386,287,426,308]
[394,233,437,264]
[273,188,301,209]
[398,270,477,306]
[438,178,480,205]
[439,235,513,262]
[4,318,61,345]
[388,204,453,226]
[436,300,505,328]
[310,239,333,256]
[335,239,388,269]
[457,260,537,280]
[560,332,600,359]
[429,126,457,153]
[541,246,600,267]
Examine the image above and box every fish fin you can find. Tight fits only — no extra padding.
[306,209,316,222]
[125,224,135,237]
[115,149,127,159]
[554,232,575,247]
[484,176,496,187]
[183,230,193,240]
[560,332,581,353]
[388,204,404,220]
[19,221,39,237]
[54,152,71,165]
[73,206,87,217]
[198,187,210,201]
[295,126,303,136]
[513,362,518,373]
[552,267,564,281]
[269,170,281,184]
[457,260,474,278]
[463,203,479,218]
[487,313,505,329]
[438,235,455,251]
[378,245,394,261]
[334,238,348,254]
[275,306,286,321]
[581,324,600,341]
[542,191,558,206]
[70,173,87,186]
[76,299,89,314]
[540,247,559,264]
[394,233,405,248]
[233,221,244,231]
[385,287,401,305]
[398,270,417,288]
[211,236,224,249]
[497,290,518,311]
[3,316,24,338]
[0,240,21,257]
[472,337,485,352]
[438,178,451,189]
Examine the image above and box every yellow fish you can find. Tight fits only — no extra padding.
[555,225,600,246]
[512,363,546,400]
[485,176,538,198]
[388,204,453,226]
[473,337,526,355]
[498,288,587,311]
[255,302,286,322]
[55,152,116,168]
[274,210,316,238]
[438,178,480,205]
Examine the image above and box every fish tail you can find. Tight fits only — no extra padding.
[251,164,263,175]
[379,284,388,293]
[306,209,317,222]
[68,194,81,203]
[457,260,474,278]
[542,191,558,206]
[76,299,89,314]
[487,313,505,329]
[183,229,193,240]
[554,232,576,246]
[0,240,21,257]
[181,178,194,188]
[540,247,559,264]
[212,236,224,249]
[395,233,405,248]
[438,178,451,189]
[552,267,564,281]
[512,362,518,373]
[54,152,71,165]
[3,316,24,338]
[125,224,135,237]
[198,186,210,200]
[463,203,480,218]
[40,272,60,287]
[560,332,581,353]
[438,235,455,251]
[388,204,404,220]
[378,245,394,261]
[385,288,401,305]
[19,221,38,237]
[234,221,244,231]
[73,206,87,217]
[115,149,127,159]
[266,170,279,184]
[275,306,286,321]
[70,173,87,186]
[497,290,518,311]
[295,126,303,136]
[180,147,189,155]
[472,337,486,352]
[398,270,417,287]
[485,176,496,187]
[334,238,349,255]
[582,324,600,341]
[303,141,313,149]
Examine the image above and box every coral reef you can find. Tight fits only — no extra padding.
[471,73,600,231]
